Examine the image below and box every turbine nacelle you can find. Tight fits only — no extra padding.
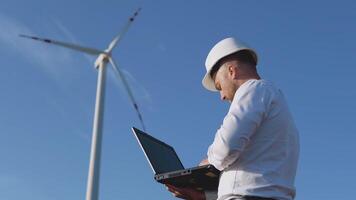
[94,53,110,69]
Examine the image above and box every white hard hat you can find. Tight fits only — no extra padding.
[202,37,258,92]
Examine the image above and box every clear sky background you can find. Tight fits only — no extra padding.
[0,0,355,199]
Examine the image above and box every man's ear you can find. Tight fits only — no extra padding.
[228,65,238,78]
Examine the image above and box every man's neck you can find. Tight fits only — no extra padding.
[235,74,261,89]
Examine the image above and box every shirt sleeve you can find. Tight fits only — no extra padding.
[207,82,273,171]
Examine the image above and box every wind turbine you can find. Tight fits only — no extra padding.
[20,8,145,200]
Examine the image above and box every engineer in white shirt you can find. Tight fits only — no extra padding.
[166,37,299,200]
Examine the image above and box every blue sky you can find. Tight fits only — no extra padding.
[1,0,355,199]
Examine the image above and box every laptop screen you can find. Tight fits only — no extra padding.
[132,127,184,174]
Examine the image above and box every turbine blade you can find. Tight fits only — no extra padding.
[106,8,141,53]
[109,58,146,131]
[19,34,107,55]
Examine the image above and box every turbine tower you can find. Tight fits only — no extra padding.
[20,8,145,200]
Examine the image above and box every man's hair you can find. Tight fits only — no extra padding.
[210,50,257,78]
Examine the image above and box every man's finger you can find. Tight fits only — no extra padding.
[199,158,210,166]
[166,184,182,193]
[172,191,188,199]
[166,184,190,199]
[166,183,178,189]
[166,187,176,193]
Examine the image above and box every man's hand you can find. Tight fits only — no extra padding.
[165,159,211,199]
[165,184,205,200]
[199,158,210,166]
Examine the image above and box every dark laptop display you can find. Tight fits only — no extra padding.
[134,127,184,174]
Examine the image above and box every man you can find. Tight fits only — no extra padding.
[167,37,299,200]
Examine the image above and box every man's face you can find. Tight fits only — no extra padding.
[213,63,238,103]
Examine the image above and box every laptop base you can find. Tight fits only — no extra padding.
[155,164,220,191]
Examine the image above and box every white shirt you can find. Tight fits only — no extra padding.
[207,79,299,200]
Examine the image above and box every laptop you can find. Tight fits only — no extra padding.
[131,127,220,191]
